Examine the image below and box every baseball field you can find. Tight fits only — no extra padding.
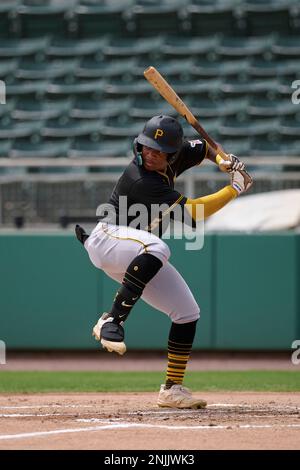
[1,355,299,450]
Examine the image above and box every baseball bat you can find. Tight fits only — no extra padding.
[143,66,229,165]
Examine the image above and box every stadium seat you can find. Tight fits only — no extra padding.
[71,97,131,119]
[75,57,137,79]
[190,59,249,80]
[75,0,131,37]
[0,60,18,80]
[0,37,49,60]
[10,138,70,159]
[279,116,300,140]
[42,117,102,139]
[250,138,295,157]
[129,97,176,119]
[219,116,279,139]
[100,117,144,139]
[185,0,240,36]
[0,119,43,139]
[216,36,274,60]
[16,59,78,80]
[271,36,300,58]
[69,138,131,158]
[185,97,248,118]
[125,0,183,36]
[17,0,73,38]
[47,78,105,99]
[220,138,251,157]
[0,140,11,157]
[181,117,221,141]
[220,78,279,99]
[103,79,151,98]
[12,99,72,121]
[47,37,109,60]
[5,79,48,99]
[248,97,297,119]
[239,0,293,36]
[102,36,164,60]
[0,1,18,38]
[162,36,219,61]
[133,58,194,80]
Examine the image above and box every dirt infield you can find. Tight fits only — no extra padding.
[0,392,299,450]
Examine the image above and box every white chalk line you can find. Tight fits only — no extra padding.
[1,422,300,441]
[0,404,96,410]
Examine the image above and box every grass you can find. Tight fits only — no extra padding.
[0,370,299,393]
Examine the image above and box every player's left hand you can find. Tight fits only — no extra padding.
[218,154,245,173]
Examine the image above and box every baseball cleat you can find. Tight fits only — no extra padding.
[92,312,126,356]
[157,384,207,409]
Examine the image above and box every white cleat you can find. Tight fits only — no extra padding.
[157,384,207,409]
[92,313,126,356]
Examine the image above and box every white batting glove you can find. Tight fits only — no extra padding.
[231,169,253,195]
[218,154,245,173]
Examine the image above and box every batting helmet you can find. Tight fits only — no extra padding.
[136,115,183,154]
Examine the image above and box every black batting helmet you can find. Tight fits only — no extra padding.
[136,115,183,154]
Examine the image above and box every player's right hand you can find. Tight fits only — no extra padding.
[231,169,253,195]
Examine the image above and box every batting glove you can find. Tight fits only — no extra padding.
[217,154,245,173]
[231,169,253,195]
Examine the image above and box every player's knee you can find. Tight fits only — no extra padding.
[148,239,170,264]
[173,305,200,324]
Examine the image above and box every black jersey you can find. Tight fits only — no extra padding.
[98,139,207,235]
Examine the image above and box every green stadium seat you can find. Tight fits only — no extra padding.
[42,117,102,139]
[125,0,183,36]
[248,97,297,118]
[134,58,194,80]
[76,58,136,79]
[162,36,219,61]
[5,79,48,99]
[271,36,300,58]
[220,138,251,157]
[0,1,18,38]
[277,60,300,78]
[10,138,70,159]
[0,100,15,119]
[181,117,221,141]
[47,37,109,60]
[250,138,295,157]
[191,59,249,80]
[219,117,279,139]
[220,78,279,99]
[0,37,49,60]
[240,0,294,36]
[75,0,131,37]
[0,60,18,80]
[12,99,72,121]
[16,59,78,80]
[185,0,240,36]
[185,97,248,118]
[279,116,300,139]
[0,119,43,139]
[217,36,274,60]
[103,79,151,98]
[69,138,131,158]
[248,59,280,78]
[100,117,143,139]
[47,78,105,99]
[103,36,164,60]
[17,0,73,38]
[71,97,131,119]
[129,97,176,119]
[0,140,11,157]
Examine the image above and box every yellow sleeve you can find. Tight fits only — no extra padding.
[185,185,237,221]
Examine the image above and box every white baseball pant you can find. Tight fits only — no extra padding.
[84,222,200,324]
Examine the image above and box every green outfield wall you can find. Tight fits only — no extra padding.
[0,232,299,351]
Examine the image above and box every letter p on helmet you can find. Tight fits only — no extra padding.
[154,128,164,139]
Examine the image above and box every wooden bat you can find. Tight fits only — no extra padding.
[143,65,229,166]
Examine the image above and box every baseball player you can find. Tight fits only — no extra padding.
[76,115,252,409]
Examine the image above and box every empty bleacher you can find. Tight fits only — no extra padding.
[0,0,299,177]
